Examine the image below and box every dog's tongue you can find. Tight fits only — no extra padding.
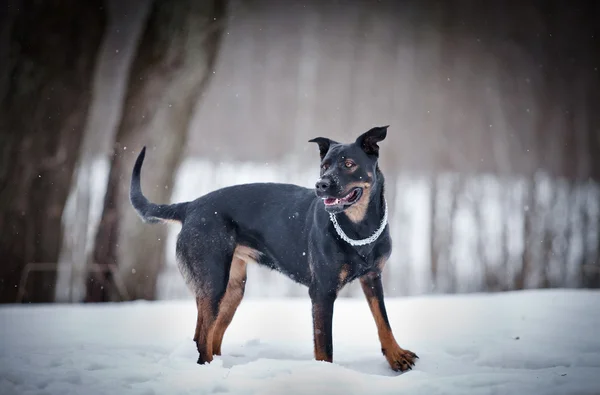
[324,197,338,205]
[324,190,355,206]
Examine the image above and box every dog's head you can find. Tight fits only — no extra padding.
[309,126,388,219]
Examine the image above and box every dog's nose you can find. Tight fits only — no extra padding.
[315,178,331,192]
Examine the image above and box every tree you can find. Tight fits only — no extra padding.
[86,0,227,302]
[0,0,106,303]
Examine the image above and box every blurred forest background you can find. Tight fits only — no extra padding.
[1,0,599,303]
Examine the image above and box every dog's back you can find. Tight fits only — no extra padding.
[180,182,318,280]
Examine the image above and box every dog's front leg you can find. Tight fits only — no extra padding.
[360,271,418,372]
[309,285,336,363]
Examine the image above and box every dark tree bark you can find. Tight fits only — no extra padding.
[0,0,106,303]
[86,0,227,302]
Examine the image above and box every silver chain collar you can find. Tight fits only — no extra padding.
[329,198,388,246]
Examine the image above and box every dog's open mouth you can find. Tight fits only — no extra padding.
[322,187,362,210]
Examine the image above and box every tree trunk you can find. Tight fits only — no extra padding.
[0,0,106,303]
[87,0,227,302]
[428,174,438,291]
[515,179,536,290]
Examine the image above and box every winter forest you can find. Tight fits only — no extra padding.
[1,0,599,304]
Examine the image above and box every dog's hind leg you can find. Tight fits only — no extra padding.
[182,243,234,365]
[194,295,218,364]
[212,258,247,356]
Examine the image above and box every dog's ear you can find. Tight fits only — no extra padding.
[308,137,338,160]
[355,125,389,157]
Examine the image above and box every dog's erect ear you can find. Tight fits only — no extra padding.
[308,137,338,160]
[355,125,389,157]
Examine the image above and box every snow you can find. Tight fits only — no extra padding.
[2,290,599,395]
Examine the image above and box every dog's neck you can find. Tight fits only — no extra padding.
[339,168,386,239]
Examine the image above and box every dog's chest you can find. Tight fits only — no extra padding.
[351,241,385,265]
[341,249,380,281]
[344,237,391,277]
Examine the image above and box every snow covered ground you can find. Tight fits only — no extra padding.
[1,290,599,395]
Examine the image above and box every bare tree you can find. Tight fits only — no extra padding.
[87,0,227,302]
[0,0,106,303]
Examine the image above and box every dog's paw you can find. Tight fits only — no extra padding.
[383,347,418,372]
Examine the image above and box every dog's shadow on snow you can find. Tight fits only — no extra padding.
[218,339,401,377]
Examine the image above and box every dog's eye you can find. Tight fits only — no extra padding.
[344,160,355,168]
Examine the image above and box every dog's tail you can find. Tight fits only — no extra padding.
[130,146,188,224]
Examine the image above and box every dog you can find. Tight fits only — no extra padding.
[129,126,418,372]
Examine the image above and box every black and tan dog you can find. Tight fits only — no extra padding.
[130,126,418,372]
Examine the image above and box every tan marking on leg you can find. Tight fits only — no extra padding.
[233,245,261,263]
[312,303,332,362]
[338,264,349,284]
[376,256,387,272]
[365,294,397,351]
[212,258,247,356]
[337,264,350,292]
[194,296,217,364]
[360,276,417,372]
